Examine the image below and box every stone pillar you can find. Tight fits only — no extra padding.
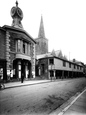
[72,71,73,78]
[38,67,41,76]
[54,70,56,79]
[6,31,11,80]
[62,70,64,79]
[53,70,56,80]
[68,71,69,78]
[31,43,35,78]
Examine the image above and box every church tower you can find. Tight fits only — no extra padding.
[35,16,48,55]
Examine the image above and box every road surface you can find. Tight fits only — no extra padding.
[0,78,86,115]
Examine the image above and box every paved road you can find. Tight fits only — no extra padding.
[0,78,86,115]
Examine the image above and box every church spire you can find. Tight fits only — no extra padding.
[38,16,45,38]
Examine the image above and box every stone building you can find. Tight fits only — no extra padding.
[35,16,48,55]
[0,1,36,81]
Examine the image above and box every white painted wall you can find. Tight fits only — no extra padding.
[48,58,83,72]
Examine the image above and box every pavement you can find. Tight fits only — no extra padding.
[4,79,51,89]
[50,87,86,115]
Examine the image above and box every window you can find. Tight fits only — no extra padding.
[77,65,79,69]
[17,40,21,52]
[69,63,71,68]
[80,66,82,70]
[74,64,76,69]
[23,42,25,53]
[63,61,66,67]
[49,58,54,65]
[28,43,30,55]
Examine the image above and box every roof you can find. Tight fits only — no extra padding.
[0,27,5,31]
[36,50,63,60]
[2,25,36,43]
[36,50,83,67]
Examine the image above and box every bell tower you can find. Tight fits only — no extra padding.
[35,16,48,55]
[10,1,23,29]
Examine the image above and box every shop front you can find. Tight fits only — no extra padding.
[13,59,32,80]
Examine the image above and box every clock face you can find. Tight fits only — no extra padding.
[17,8,23,19]
[11,7,16,17]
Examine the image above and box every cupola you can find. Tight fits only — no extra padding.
[10,1,23,29]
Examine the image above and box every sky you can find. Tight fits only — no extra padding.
[0,0,86,64]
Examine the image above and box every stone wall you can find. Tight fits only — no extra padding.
[35,38,48,55]
[0,29,6,59]
[38,58,48,79]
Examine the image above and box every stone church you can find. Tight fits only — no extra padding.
[35,16,48,55]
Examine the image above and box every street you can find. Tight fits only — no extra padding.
[0,78,86,115]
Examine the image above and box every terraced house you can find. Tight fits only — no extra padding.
[0,1,36,81]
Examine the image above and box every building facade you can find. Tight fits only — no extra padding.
[36,52,84,79]
[0,1,36,81]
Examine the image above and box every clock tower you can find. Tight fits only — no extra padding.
[11,1,23,29]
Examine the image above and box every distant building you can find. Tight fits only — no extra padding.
[35,16,48,55]
[36,51,84,79]
[0,1,36,81]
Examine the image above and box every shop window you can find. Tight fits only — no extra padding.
[49,58,54,65]
[63,61,66,67]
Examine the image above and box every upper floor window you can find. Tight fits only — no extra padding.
[28,43,31,55]
[80,66,82,70]
[77,65,79,69]
[69,62,71,68]
[17,40,21,52]
[63,61,66,67]
[16,39,31,55]
[23,42,25,53]
[49,58,54,65]
[74,64,76,69]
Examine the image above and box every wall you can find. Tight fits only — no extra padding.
[38,58,48,79]
[35,38,48,55]
[0,29,6,59]
[48,57,83,72]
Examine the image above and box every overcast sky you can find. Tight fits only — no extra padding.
[0,0,86,64]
